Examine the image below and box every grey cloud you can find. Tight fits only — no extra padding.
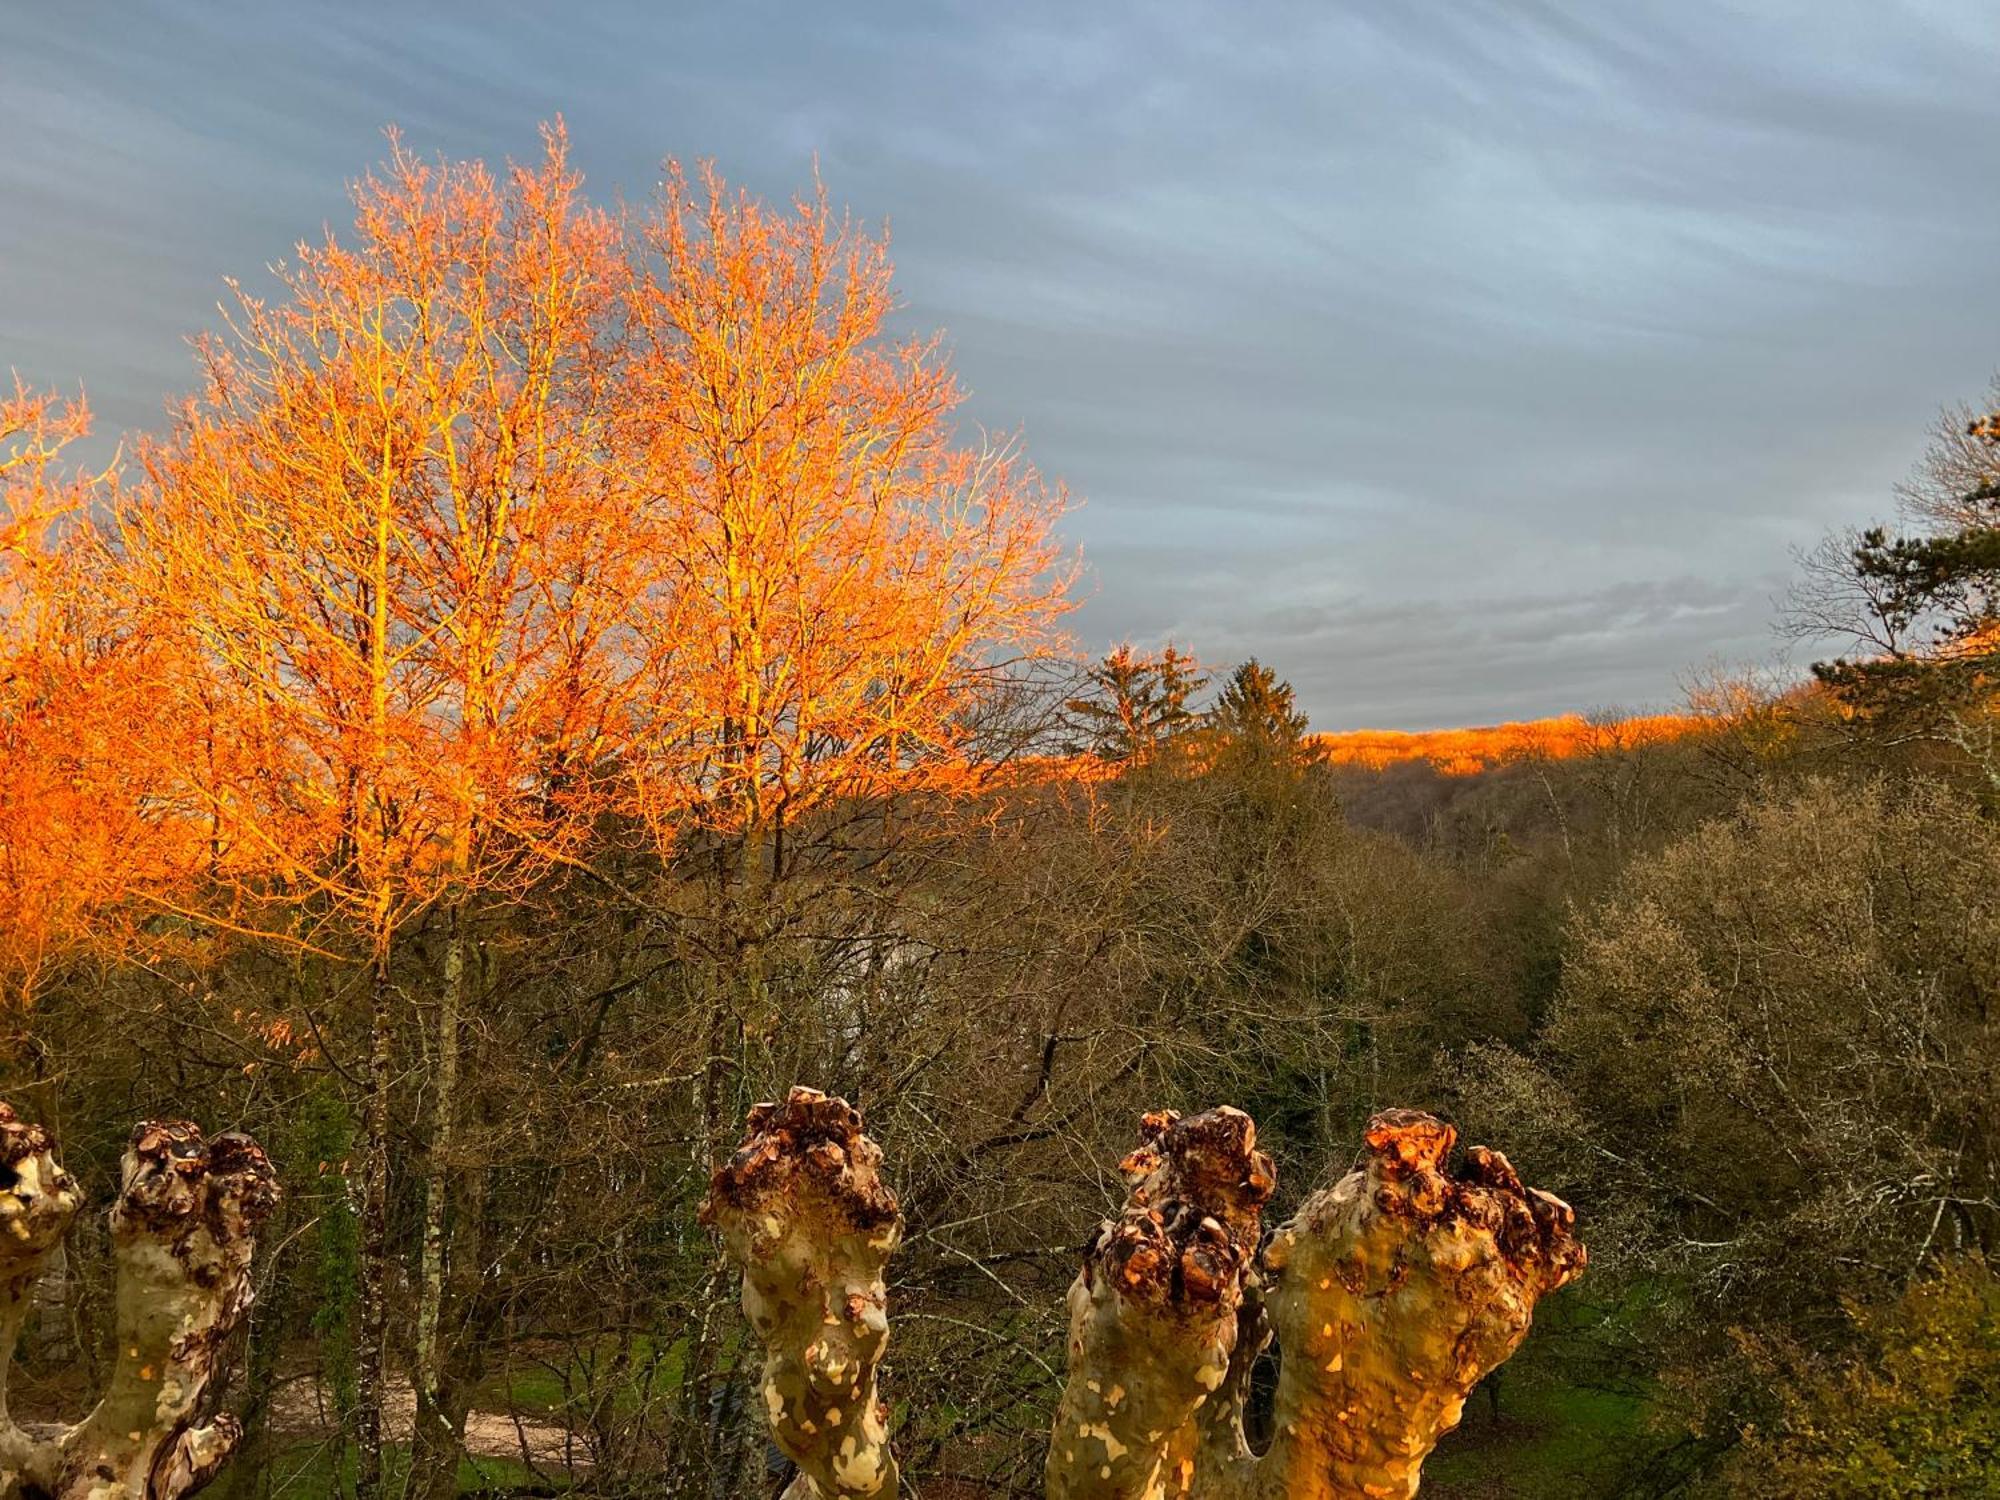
[2,0,1993,727]
[1156,575,1786,727]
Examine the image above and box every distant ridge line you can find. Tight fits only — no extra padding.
[1309,712,1705,777]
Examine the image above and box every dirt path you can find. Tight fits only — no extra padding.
[270,1377,590,1471]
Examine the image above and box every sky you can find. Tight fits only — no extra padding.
[4,1,1998,730]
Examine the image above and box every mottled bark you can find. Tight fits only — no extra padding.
[0,1104,83,1482]
[717,1092,1582,1500]
[702,1088,901,1500]
[1245,1111,1585,1500]
[1046,1108,1272,1500]
[1050,1107,1585,1500]
[0,1105,278,1500]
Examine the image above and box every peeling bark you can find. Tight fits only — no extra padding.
[1046,1107,1272,1500]
[0,1105,278,1500]
[702,1088,901,1500]
[0,1104,83,1483]
[1247,1110,1585,1500]
[718,1092,1583,1500]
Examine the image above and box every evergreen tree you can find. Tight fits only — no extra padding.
[1798,399,2000,727]
[1066,643,1207,760]
[1210,657,1310,745]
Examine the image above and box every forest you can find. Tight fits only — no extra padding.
[0,127,1996,1499]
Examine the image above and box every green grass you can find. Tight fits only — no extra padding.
[476,1333,688,1419]
[1417,1274,1706,1497]
[225,1442,568,1499]
[1425,1369,1655,1498]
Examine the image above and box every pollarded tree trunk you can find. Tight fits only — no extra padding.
[0,1103,279,1500]
[0,1104,84,1486]
[700,1091,902,1500]
[1054,1107,1587,1500]
[1044,1106,1272,1500]
[707,1089,1583,1500]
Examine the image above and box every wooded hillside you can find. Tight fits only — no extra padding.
[2,130,1997,1499]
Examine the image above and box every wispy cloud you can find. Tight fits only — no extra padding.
[3,0,1993,725]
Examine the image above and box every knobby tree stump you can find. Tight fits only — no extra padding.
[708,1089,1584,1500]
[0,1103,278,1500]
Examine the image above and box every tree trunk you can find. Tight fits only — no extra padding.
[410,902,470,1500]
[0,1104,278,1500]
[1210,1111,1584,1500]
[354,945,395,1500]
[31,1243,74,1365]
[0,1104,82,1484]
[710,1092,1585,1500]
[701,1090,901,1500]
[1045,1108,1272,1500]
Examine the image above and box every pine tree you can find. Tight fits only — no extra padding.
[1065,643,1207,760]
[1801,398,2000,724]
[1210,657,1310,745]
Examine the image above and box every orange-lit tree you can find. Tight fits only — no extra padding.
[615,170,1076,1477]
[621,163,1074,1094]
[0,381,99,1000]
[83,133,1076,1494]
[0,382,169,1006]
[115,127,643,1498]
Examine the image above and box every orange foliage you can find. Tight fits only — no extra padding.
[620,164,1074,840]
[1310,712,1707,777]
[0,378,91,564]
[85,127,1075,962]
[116,126,649,955]
[68,131,1085,1489]
[0,381,174,998]
[0,128,1085,1006]
[976,713,1711,795]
